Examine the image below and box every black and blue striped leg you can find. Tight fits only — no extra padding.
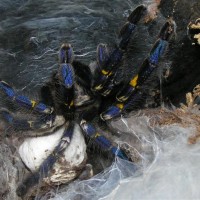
[100,90,144,121]
[0,109,55,131]
[119,4,147,50]
[16,122,75,198]
[55,44,76,119]
[116,19,176,102]
[0,80,53,114]
[80,117,128,160]
[92,5,148,95]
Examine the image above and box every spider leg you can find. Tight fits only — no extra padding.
[0,80,53,114]
[0,107,66,137]
[51,44,76,119]
[80,110,128,160]
[59,43,74,64]
[119,4,147,50]
[58,64,75,106]
[0,108,55,131]
[100,91,145,121]
[92,44,119,92]
[16,121,75,198]
[92,5,148,95]
[57,44,95,114]
[100,20,176,121]
[116,19,176,102]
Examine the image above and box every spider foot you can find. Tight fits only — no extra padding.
[59,43,74,64]
[78,164,93,180]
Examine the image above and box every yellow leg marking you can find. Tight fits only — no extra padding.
[94,84,103,90]
[101,69,112,76]
[64,100,74,107]
[129,75,138,87]
[101,69,109,75]
[94,132,100,138]
[70,100,74,107]
[116,103,124,109]
[31,100,36,108]
[108,71,113,76]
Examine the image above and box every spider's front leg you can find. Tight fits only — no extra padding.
[92,5,148,96]
[0,80,53,114]
[100,19,176,121]
[16,121,88,198]
[79,108,129,160]
[54,43,75,119]
[0,81,60,134]
[16,122,74,197]
[0,108,55,132]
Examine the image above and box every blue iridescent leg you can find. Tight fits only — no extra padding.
[59,43,74,64]
[0,80,53,114]
[119,4,147,50]
[116,20,176,102]
[16,122,74,198]
[92,5,147,95]
[80,119,128,160]
[92,44,121,92]
[0,109,55,131]
[55,44,76,118]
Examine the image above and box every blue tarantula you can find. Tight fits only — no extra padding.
[0,4,176,198]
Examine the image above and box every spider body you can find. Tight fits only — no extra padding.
[0,4,177,198]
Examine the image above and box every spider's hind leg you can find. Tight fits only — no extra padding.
[100,19,176,121]
[92,5,148,96]
[119,4,147,50]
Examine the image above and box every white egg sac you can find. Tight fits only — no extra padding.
[19,123,87,184]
